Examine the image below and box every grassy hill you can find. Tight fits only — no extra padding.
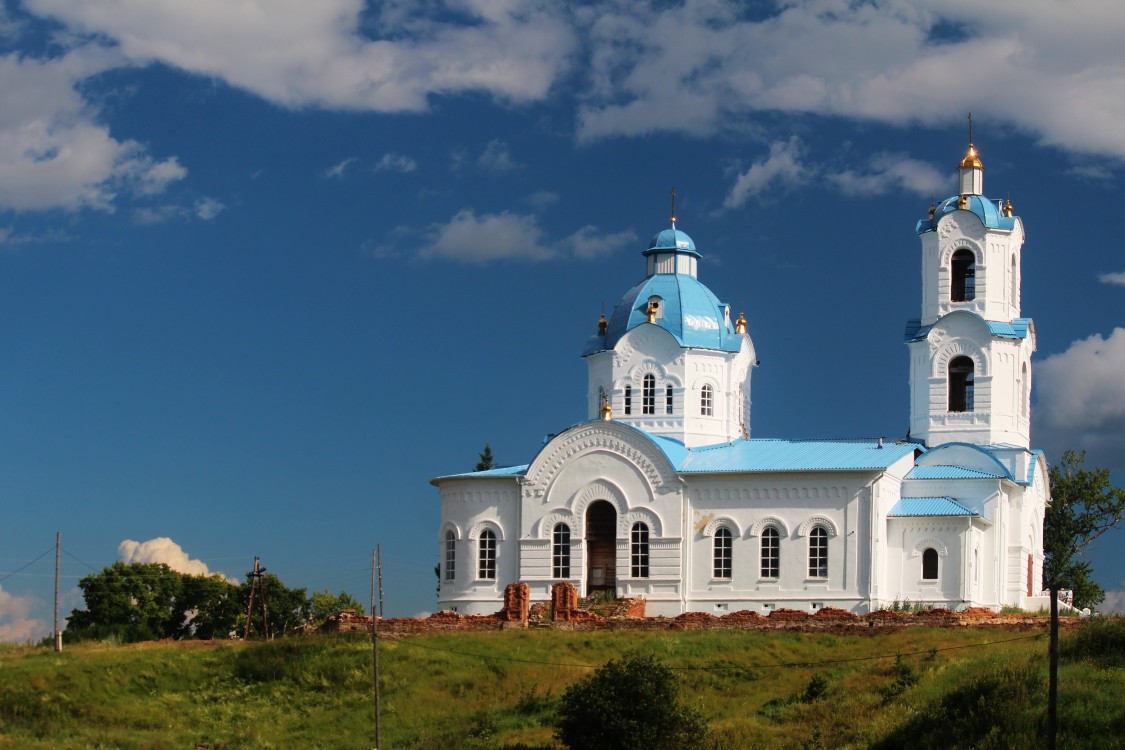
[1,619,1122,749]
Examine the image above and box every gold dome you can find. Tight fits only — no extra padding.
[959,144,983,170]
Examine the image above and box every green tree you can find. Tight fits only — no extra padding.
[241,573,310,638]
[179,574,242,639]
[1044,449,1125,750]
[67,562,185,642]
[309,589,365,625]
[555,653,710,750]
[474,443,495,472]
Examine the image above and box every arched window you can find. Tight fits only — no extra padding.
[948,356,975,412]
[666,385,674,415]
[951,248,976,302]
[642,374,656,415]
[700,384,713,416]
[444,530,456,582]
[713,527,732,579]
[808,526,828,578]
[552,523,571,579]
[760,526,780,578]
[478,529,497,580]
[631,523,650,578]
[624,386,632,415]
[922,548,939,580]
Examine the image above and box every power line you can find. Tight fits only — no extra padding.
[0,545,55,586]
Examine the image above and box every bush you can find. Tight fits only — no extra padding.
[554,652,710,750]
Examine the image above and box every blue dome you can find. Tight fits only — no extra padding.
[645,228,700,258]
[916,195,1017,235]
[583,272,741,355]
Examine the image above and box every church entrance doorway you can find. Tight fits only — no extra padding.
[585,501,617,596]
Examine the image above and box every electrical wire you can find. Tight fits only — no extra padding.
[0,545,55,586]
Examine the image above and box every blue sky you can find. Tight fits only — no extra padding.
[2,0,1124,639]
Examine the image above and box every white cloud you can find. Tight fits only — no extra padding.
[723,137,806,209]
[26,0,576,112]
[404,209,634,263]
[1101,588,1125,615]
[418,209,553,263]
[118,537,236,583]
[373,153,417,173]
[1036,328,1125,471]
[527,191,559,210]
[1099,272,1125,287]
[194,196,224,220]
[323,157,356,179]
[478,139,520,172]
[827,153,948,197]
[563,225,636,259]
[0,47,187,212]
[0,226,73,247]
[573,0,1125,158]
[0,585,45,643]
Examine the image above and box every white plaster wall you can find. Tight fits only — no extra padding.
[435,477,522,614]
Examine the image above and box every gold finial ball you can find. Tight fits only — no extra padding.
[597,313,608,334]
[600,397,612,421]
[1003,198,1014,218]
[957,194,969,210]
[959,144,983,170]
[735,312,747,334]
[928,201,936,220]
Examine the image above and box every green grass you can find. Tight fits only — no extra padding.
[1,621,1122,749]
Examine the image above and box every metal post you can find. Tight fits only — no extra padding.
[54,532,62,652]
[372,547,381,749]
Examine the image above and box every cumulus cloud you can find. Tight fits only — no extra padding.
[118,537,236,583]
[527,191,559,210]
[0,47,188,212]
[417,209,553,263]
[194,196,225,220]
[827,153,948,197]
[574,0,1125,158]
[563,225,637,259]
[1099,272,1125,287]
[132,196,224,224]
[723,137,806,209]
[0,585,45,643]
[478,139,520,172]
[1101,588,1125,615]
[392,208,633,263]
[25,0,576,112]
[1035,328,1125,470]
[373,153,417,173]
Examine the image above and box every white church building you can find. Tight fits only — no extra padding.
[434,139,1050,617]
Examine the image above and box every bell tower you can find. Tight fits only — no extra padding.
[907,134,1035,448]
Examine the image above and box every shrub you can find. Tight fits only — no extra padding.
[554,652,710,750]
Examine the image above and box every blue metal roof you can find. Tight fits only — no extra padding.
[680,439,916,473]
[905,314,1032,343]
[583,272,742,355]
[645,228,700,258]
[889,497,978,517]
[906,465,1003,480]
[916,195,1017,235]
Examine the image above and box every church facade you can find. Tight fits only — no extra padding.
[433,140,1050,617]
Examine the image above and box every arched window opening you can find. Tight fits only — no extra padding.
[552,524,571,579]
[444,530,456,582]
[700,384,714,417]
[760,526,780,578]
[666,385,674,415]
[713,527,732,579]
[922,548,939,580]
[948,356,975,412]
[631,523,650,578]
[808,526,828,579]
[478,529,497,580]
[951,249,976,302]
[624,386,632,415]
[642,374,656,415]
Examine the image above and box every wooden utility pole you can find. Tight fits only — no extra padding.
[244,557,270,640]
[54,531,62,653]
[371,547,382,749]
